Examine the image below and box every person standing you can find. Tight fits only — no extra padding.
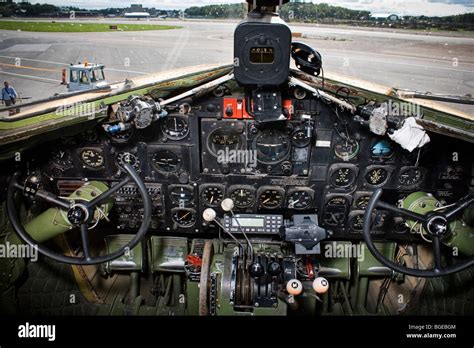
[2,81,19,115]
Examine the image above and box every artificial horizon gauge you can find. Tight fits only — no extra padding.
[365,167,390,187]
[334,139,360,161]
[370,139,394,159]
[201,186,224,207]
[255,130,291,164]
[80,148,105,170]
[287,188,314,210]
[115,152,141,172]
[152,150,181,173]
[229,187,255,209]
[258,187,285,209]
[399,167,423,187]
[170,186,194,206]
[161,116,190,140]
[172,209,196,228]
[330,167,357,189]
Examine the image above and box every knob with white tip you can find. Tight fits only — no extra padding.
[202,208,217,222]
[313,277,329,294]
[221,198,235,212]
[286,279,303,296]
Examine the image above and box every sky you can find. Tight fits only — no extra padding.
[23,0,474,16]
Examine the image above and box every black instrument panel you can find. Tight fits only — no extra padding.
[43,95,473,239]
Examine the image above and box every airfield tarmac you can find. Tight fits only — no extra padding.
[0,19,473,114]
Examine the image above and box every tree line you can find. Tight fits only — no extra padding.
[0,1,472,27]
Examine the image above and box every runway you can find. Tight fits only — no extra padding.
[0,19,472,114]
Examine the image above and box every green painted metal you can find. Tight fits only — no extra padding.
[0,65,233,160]
[104,234,144,273]
[317,241,353,280]
[148,236,188,273]
[0,181,110,291]
[358,242,397,277]
[402,192,474,256]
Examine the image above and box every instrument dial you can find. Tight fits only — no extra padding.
[334,139,360,161]
[172,209,196,228]
[207,128,243,157]
[152,150,181,173]
[51,149,73,169]
[201,186,224,207]
[162,116,190,140]
[324,196,349,226]
[399,167,423,187]
[356,195,371,210]
[365,168,389,187]
[116,152,141,172]
[291,129,311,148]
[349,214,365,232]
[255,130,291,164]
[330,168,357,188]
[287,189,313,210]
[170,186,194,206]
[370,139,394,159]
[229,187,255,209]
[80,149,105,170]
[258,188,285,209]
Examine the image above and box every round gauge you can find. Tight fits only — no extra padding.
[162,117,189,140]
[80,149,105,169]
[324,196,348,226]
[399,167,423,187]
[201,186,224,207]
[81,130,99,143]
[370,139,394,159]
[51,150,73,169]
[255,130,291,164]
[116,152,141,172]
[327,196,349,206]
[230,187,255,209]
[330,168,357,188]
[291,129,311,148]
[365,168,390,187]
[172,209,196,228]
[258,188,285,209]
[287,189,313,210]
[109,129,133,143]
[207,128,243,157]
[170,186,194,206]
[334,139,360,161]
[356,195,371,210]
[152,150,181,173]
[349,214,365,232]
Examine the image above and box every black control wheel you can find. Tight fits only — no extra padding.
[7,163,152,265]
[363,189,474,277]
